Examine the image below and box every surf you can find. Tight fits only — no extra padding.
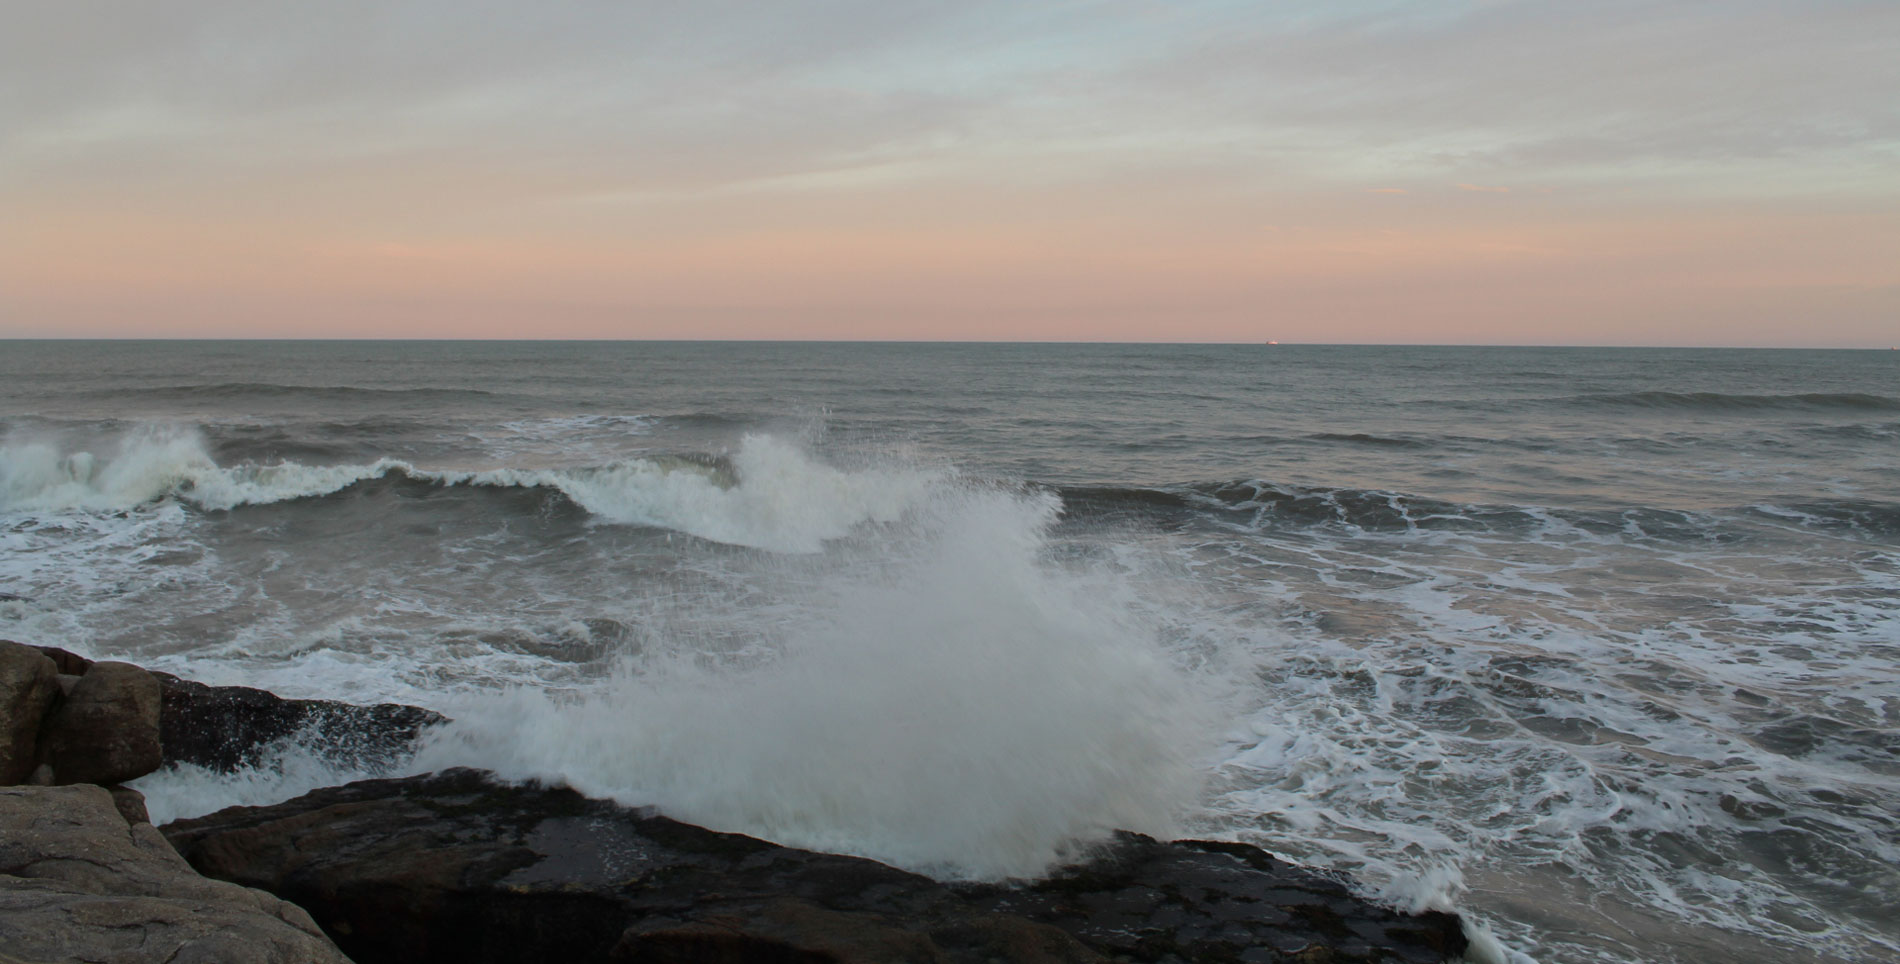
[0,426,942,554]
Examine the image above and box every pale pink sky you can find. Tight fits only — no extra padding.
[3,1,1896,345]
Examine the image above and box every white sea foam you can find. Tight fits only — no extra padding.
[1182,512,1900,964]
[410,484,1217,880]
[18,421,1900,963]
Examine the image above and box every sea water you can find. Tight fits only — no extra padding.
[1,341,1894,963]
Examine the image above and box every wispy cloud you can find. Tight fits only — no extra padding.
[1,0,1895,344]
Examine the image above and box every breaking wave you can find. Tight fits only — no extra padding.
[0,426,939,553]
[412,485,1217,880]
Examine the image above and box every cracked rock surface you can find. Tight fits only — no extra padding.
[0,783,353,964]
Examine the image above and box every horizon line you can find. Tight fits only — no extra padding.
[0,336,1891,350]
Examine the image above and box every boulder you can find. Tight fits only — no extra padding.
[152,671,445,773]
[163,768,1466,964]
[22,645,443,774]
[0,783,353,964]
[0,640,60,784]
[39,660,163,785]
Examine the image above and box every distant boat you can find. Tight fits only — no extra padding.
[1266,340,1279,345]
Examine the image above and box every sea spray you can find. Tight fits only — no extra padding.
[415,482,1219,879]
[0,423,218,512]
[133,743,394,827]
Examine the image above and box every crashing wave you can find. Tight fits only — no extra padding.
[0,427,939,554]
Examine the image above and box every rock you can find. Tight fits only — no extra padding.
[20,645,443,774]
[39,660,163,785]
[110,784,152,825]
[0,640,60,784]
[987,838,1469,964]
[152,671,445,773]
[0,783,353,964]
[163,768,1466,964]
[33,644,94,676]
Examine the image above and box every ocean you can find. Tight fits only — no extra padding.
[1,340,1894,963]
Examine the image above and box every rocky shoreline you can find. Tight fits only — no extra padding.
[2,639,1470,963]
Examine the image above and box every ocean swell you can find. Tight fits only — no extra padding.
[79,382,508,405]
[1552,391,1900,413]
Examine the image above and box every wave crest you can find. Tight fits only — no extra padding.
[0,428,939,553]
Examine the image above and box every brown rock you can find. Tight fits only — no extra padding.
[41,660,163,785]
[0,784,353,963]
[0,639,60,784]
[34,644,94,676]
[110,784,152,825]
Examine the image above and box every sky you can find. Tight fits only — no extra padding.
[2,0,1896,345]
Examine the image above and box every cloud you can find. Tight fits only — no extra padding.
[5,0,1896,200]
[2,0,1896,344]
[1112,0,1900,189]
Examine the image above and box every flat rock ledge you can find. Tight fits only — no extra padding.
[163,767,1467,964]
[0,783,351,964]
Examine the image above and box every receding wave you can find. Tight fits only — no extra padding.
[1747,500,1900,540]
[1058,480,1900,544]
[0,428,939,553]
[1055,481,1524,532]
[1552,391,1900,413]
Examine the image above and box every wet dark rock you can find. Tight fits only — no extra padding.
[0,640,60,784]
[40,660,163,785]
[163,768,1466,964]
[18,644,443,774]
[151,671,446,773]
